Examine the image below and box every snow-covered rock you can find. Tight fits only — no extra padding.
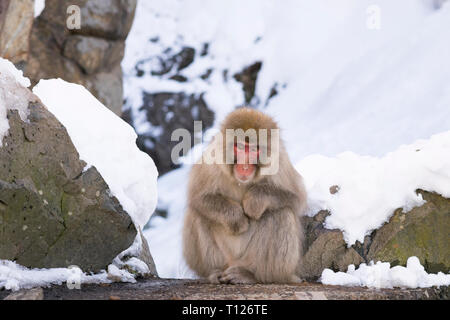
[0,58,158,290]
[0,59,138,272]
[298,131,450,246]
[33,79,158,229]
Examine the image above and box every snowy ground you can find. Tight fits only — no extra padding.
[123,0,450,287]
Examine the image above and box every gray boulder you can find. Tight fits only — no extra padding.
[301,190,450,280]
[300,211,364,280]
[0,96,137,272]
[0,0,34,66]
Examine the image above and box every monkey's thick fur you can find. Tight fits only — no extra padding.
[183,108,307,284]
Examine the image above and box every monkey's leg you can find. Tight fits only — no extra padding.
[183,213,228,283]
[219,266,257,285]
[244,208,301,284]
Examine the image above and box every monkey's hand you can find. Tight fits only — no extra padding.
[224,202,249,235]
[243,184,300,219]
[242,187,270,220]
[198,194,249,235]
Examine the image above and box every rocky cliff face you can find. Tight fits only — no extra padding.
[0,0,136,116]
[0,0,34,67]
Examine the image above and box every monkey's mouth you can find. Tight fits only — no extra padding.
[233,164,257,183]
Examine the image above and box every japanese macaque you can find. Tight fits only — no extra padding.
[182,107,307,284]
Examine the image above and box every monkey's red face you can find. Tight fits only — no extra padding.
[233,142,261,183]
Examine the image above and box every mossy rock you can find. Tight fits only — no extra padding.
[0,101,136,272]
[367,190,449,273]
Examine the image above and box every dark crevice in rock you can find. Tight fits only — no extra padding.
[200,43,209,57]
[124,92,215,176]
[234,61,263,105]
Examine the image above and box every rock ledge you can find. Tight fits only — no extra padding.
[2,280,446,300]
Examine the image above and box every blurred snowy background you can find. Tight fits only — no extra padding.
[118,0,450,279]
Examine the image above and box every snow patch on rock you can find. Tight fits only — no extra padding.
[0,58,34,146]
[298,131,450,245]
[33,79,158,229]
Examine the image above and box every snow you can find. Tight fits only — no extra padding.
[298,131,450,245]
[0,260,138,292]
[123,0,450,151]
[321,257,450,289]
[34,0,46,17]
[0,58,31,88]
[265,0,450,162]
[106,265,136,284]
[125,0,450,286]
[0,58,33,146]
[143,165,196,279]
[33,79,159,229]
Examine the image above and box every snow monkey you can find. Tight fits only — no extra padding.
[183,107,307,284]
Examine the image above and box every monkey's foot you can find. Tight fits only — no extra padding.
[219,266,257,285]
[290,275,304,284]
[207,270,223,284]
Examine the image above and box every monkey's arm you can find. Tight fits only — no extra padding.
[190,193,249,235]
[243,184,301,220]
